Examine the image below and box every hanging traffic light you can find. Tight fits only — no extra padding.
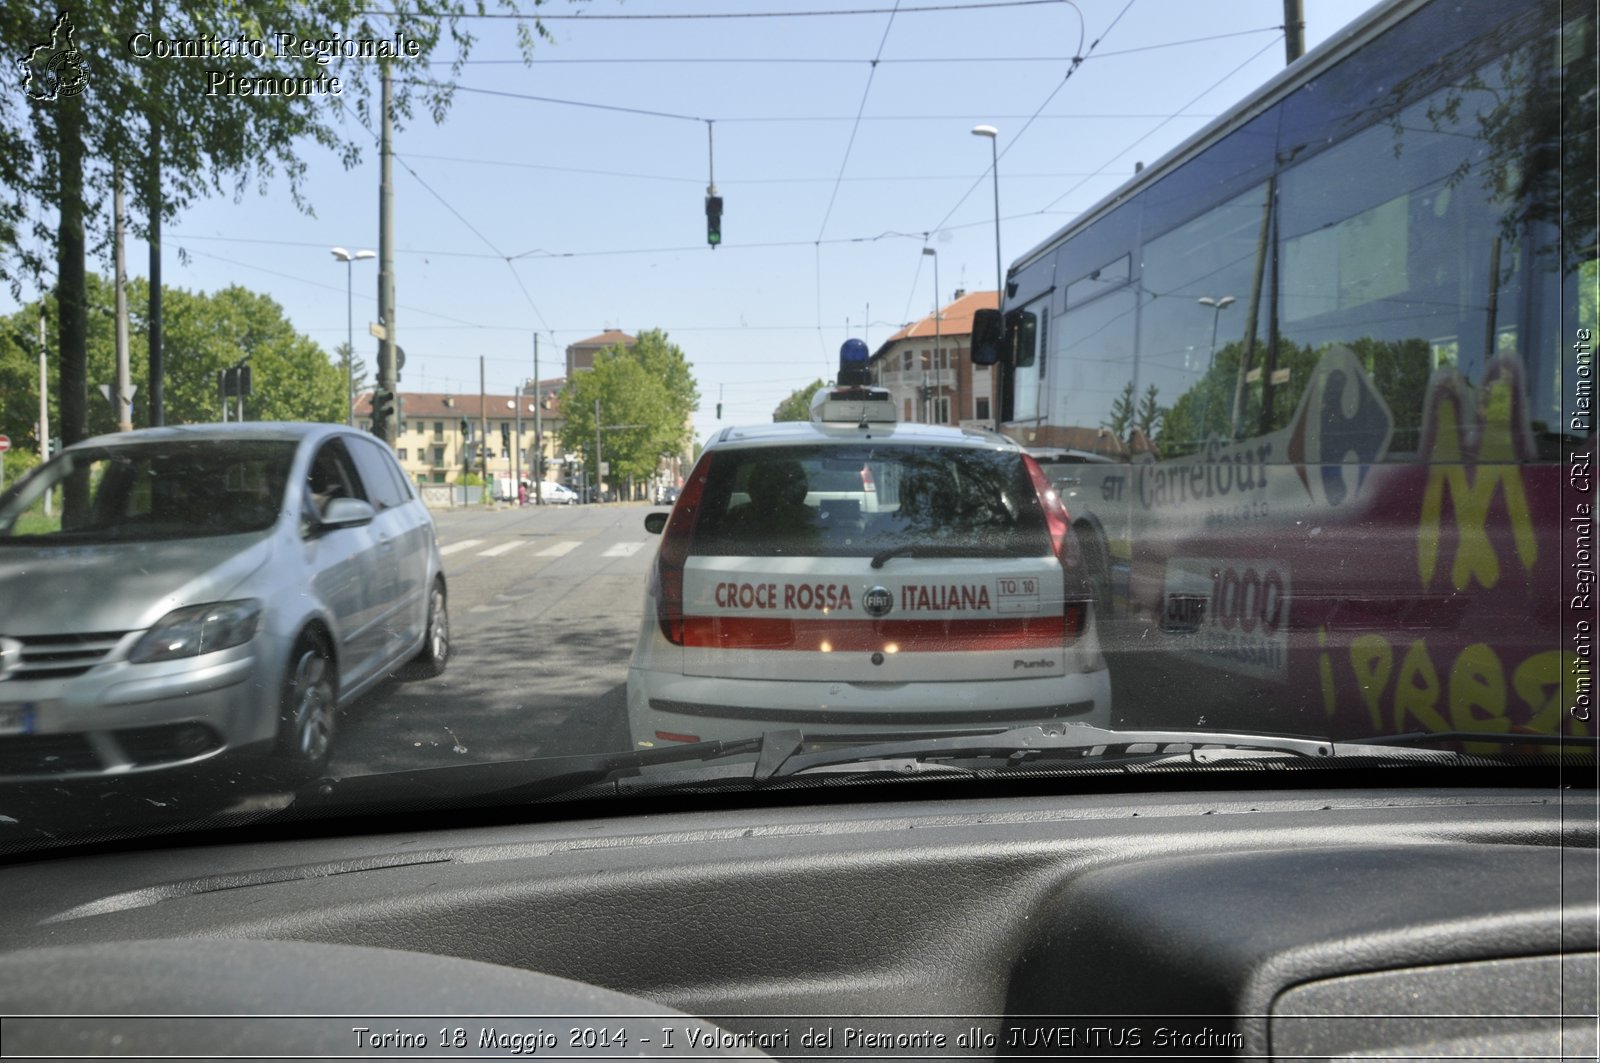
[705,193,723,248]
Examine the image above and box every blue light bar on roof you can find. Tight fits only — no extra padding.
[838,337,871,385]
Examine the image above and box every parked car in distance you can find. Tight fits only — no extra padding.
[534,481,580,505]
[0,423,449,782]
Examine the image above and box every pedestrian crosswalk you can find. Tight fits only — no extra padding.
[437,537,652,564]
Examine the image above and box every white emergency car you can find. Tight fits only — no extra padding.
[626,341,1112,749]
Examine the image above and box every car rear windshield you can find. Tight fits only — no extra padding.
[0,440,299,542]
[690,444,1051,559]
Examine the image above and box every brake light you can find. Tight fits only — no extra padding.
[860,464,876,494]
[1022,453,1072,563]
[1023,453,1087,643]
[655,450,714,645]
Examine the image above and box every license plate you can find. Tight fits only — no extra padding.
[0,701,50,736]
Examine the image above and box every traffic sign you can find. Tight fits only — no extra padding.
[0,435,10,452]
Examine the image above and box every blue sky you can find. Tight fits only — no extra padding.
[11,0,1379,443]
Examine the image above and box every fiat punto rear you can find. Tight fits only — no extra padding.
[627,356,1111,749]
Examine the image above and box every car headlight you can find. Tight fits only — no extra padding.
[129,599,262,664]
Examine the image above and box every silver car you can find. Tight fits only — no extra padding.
[0,423,449,782]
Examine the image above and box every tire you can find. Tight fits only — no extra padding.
[1078,527,1114,624]
[400,578,450,679]
[277,634,338,774]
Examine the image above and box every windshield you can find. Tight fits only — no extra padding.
[0,440,296,541]
[0,0,1592,852]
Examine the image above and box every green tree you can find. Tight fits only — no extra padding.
[558,333,700,489]
[0,275,344,447]
[773,379,827,422]
[1136,383,1165,438]
[0,1,564,450]
[1103,382,1135,438]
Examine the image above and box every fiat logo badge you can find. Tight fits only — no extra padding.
[863,586,893,618]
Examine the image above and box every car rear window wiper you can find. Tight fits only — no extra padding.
[869,543,1025,568]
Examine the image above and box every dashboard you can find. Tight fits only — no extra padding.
[1,774,1596,1060]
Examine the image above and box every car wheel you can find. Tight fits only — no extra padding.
[1078,527,1114,624]
[278,634,337,773]
[401,579,450,679]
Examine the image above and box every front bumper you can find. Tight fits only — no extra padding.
[0,641,271,782]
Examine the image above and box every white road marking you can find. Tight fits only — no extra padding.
[602,542,646,558]
[479,540,527,557]
[439,539,484,556]
[536,540,582,557]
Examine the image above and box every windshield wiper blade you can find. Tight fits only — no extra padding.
[766,723,1346,777]
[1353,731,1600,749]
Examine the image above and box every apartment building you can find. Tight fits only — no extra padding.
[868,290,998,428]
[354,381,566,486]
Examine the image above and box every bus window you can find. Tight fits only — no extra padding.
[1274,30,1568,453]
[1050,290,1137,455]
[1139,183,1271,457]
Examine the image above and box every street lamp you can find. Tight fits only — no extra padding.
[1197,295,1236,373]
[922,247,940,425]
[331,247,376,426]
[970,125,1002,303]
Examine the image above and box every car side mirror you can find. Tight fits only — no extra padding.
[644,512,668,535]
[319,497,376,529]
[970,308,1006,366]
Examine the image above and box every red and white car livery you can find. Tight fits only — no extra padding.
[627,369,1112,749]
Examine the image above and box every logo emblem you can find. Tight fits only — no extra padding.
[22,12,88,102]
[863,586,893,618]
[0,637,24,681]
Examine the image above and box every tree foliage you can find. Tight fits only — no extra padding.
[0,0,565,445]
[556,331,699,487]
[0,274,344,451]
[773,379,827,422]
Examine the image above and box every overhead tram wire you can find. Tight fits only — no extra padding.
[392,154,553,334]
[1037,32,1283,214]
[814,0,902,242]
[924,0,1129,238]
[815,0,903,360]
[430,31,1279,66]
[173,213,1052,268]
[366,1,1066,21]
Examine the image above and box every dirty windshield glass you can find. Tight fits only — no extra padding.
[0,0,1593,847]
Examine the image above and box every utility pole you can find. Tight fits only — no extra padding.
[112,161,132,432]
[375,65,398,446]
[38,308,51,517]
[533,333,543,504]
[1283,0,1305,63]
[147,0,164,427]
[479,354,489,501]
[594,398,603,504]
[513,382,523,503]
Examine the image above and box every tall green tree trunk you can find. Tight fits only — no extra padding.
[56,91,88,521]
